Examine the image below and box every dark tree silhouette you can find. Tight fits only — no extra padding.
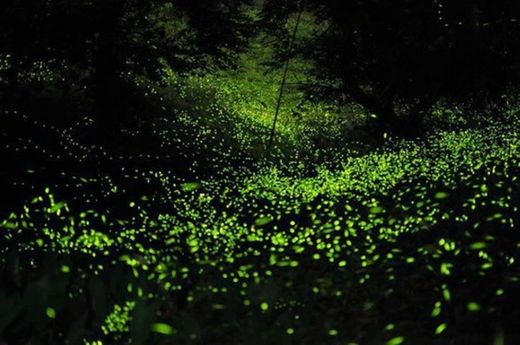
[0,0,255,137]
[262,0,520,134]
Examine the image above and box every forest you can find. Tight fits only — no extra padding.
[0,0,519,344]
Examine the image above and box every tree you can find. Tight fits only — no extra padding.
[0,0,256,137]
[262,0,520,135]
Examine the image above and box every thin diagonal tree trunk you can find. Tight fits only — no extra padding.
[264,3,303,160]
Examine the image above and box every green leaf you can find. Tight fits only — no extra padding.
[369,206,384,214]
[151,323,174,335]
[255,216,273,226]
[435,323,447,335]
[386,336,405,345]
[469,242,487,250]
[434,192,449,200]
[46,307,56,319]
[181,182,201,192]
[260,302,269,311]
[467,302,481,312]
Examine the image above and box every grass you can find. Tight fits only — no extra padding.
[1,17,520,344]
[1,111,519,343]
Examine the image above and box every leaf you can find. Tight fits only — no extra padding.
[386,336,405,345]
[435,323,447,335]
[328,329,338,336]
[467,302,481,312]
[434,192,449,200]
[469,242,487,250]
[151,323,174,335]
[46,307,56,319]
[181,182,201,192]
[369,206,384,214]
[255,216,273,226]
[260,302,269,311]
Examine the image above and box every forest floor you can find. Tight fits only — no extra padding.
[1,34,520,345]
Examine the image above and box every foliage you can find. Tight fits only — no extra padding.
[1,117,519,344]
[1,2,520,344]
[262,0,520,132]
[0,0,257,136]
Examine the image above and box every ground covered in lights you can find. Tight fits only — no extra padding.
[1,101,519,345]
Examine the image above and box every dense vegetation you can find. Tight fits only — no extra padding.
[1,1,520,344]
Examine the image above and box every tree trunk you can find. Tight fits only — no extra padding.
[92,3,123,144]
[373,99,401,134]
[345,83,402,135]
[1,51,21,108]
